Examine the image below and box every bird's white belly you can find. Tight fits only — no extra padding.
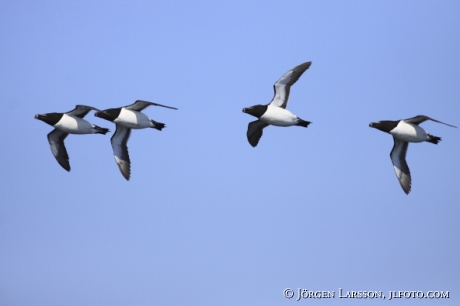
[261,107,297,126]
[55,115,94,134]
[114,109,151,129]
[390,122,428,142]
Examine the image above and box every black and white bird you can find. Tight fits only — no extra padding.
[242,61,312,147]
[35,105,109,171]
[94,100,178,180]
[369,115,457,194]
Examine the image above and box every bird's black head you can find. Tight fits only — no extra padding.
[94,108,121,122]
[35,113,63,127]
[369,120,399,134]
[242,105,267,119]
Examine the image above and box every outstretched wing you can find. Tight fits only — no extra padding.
[269,61,311,109]
[47,129,70,171]
[390,137,411,194]
[67,105,100,118]
[404,115,457,128]
[111,124,132,181]
[247,120,269,147]
[124,100,178,111]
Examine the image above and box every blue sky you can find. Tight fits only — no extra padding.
[1,1,459,305]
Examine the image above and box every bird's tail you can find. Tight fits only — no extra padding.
[93,125,109,135]
[427,134,441,144]
[150,119,166,131]
[296,118,311,128]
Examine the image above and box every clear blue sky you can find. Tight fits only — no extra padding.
[1,1,459,305]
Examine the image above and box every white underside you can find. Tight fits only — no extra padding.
[114,108,152,129]
[54,114,95,134]
[260,106,297,126]
[390,121,428,142]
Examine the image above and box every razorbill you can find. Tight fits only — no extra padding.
[369,115,457,194]
[242,61,312,147]
[94,100,178,180]
[35,105,109,171]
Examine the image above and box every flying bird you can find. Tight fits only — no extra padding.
[35,105,109,171]
[242,61,312,147]
[94,100,178,180]
[369,115,456,194]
